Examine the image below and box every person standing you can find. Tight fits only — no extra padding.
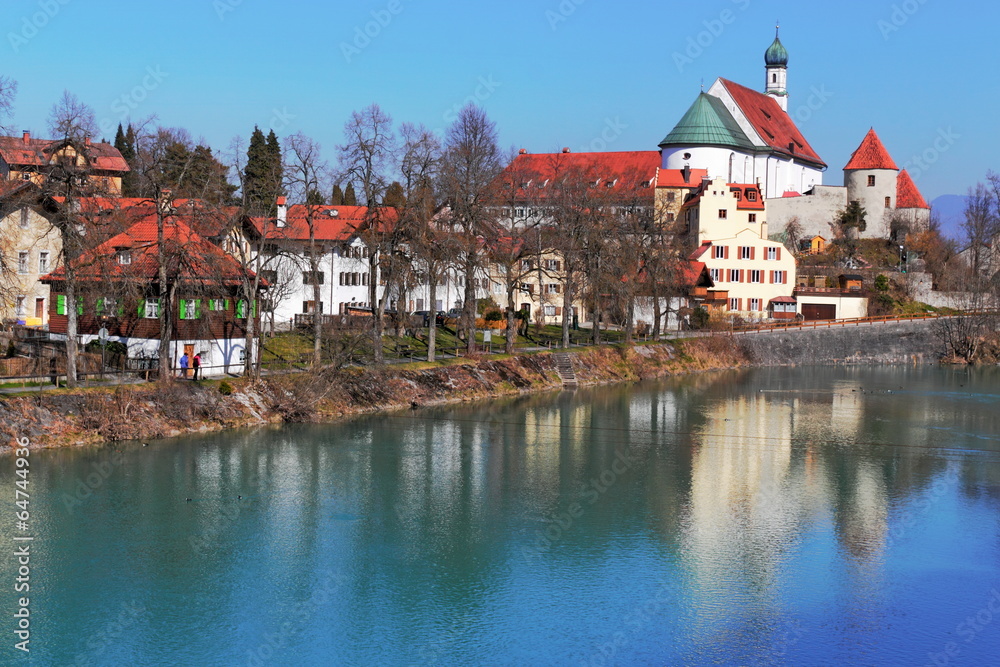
[192,352,201,381]
[179,352,189,379]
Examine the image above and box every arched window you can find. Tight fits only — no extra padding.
[772,73,777,83]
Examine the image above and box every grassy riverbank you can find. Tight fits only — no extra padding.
[0,336,749,451]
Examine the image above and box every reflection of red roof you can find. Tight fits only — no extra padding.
[844,128,898,171]
[719,79,826,168]
[896,169,930,209]
[0,135,129,172]
[255,205,396,241]
[656,168,708,188]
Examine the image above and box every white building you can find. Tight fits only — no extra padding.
[659,31,827,199]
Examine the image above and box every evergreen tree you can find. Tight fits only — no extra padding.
[384,180,405,210]
[343,182,358,206]
[113,123,139,196]
[305,188,326,205]
[161,141,238,205]
[243,126,271,213]
[331,183,344,206]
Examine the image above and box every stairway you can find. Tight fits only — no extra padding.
[553,353,578,389]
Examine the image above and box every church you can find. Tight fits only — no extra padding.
[659,29,826,200]
[661,29,931,242]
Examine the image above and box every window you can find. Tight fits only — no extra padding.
[710,268,721,282]
[544,259,562,272]
[748,214,757,223]
[38,251,49,274]
[733,190,741,200]
[117,250,131,265]
[18,251,28,274]
[772,270,786,284]
[209,299,227,311]
[260,270,277,283]
[19,208,29,229]
[144,298,159,319]
[728,269,743,283]
[15,296,25,317]
[750,270,763,283]
[750,298,761,311]
[718,209,728,219]
[545,284,561,294]
[868,175,876,187]
[666,212,675,222]
[302,271,325,285]
[766,247,778,261]
[739,246,753,260]
[713,245,726,259]
[521,259,534,271]
[236,300,248,319]
[522,283,535,294]
[666,192,676,202]
[96,297,117,316]
[747,190,757,202]
[180,299,200,320]
[885,196,892,209]
[772,73,777,83]
[544,305,557,316]
[729,298,740,311]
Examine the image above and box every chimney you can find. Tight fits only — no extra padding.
[276,196,287,227]
[518,148,527,155]
[562,147,571,153]
[158,189,173,215]
[85,135,92,147]
[682,164,691,184]
[21,131,30,145]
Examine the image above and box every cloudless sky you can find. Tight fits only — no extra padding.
[0,0,993,201]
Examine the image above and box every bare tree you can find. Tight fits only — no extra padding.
[48,90,98,141]
[337,104,397,364]
[961,182,998,284]
[438,104,504,354]
[284,133,329,368]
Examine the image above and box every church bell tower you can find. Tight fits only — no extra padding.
[765,26,789,111]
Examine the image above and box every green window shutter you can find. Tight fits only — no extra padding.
[57,295,66,315]
[77,296,84,316]
[225,299,230,312]
[236,300,246,319]
[195,300,202,319]
[138,300,144,317]
[252,300,257,317]
[96,298,105,316]
[117,302,124,317]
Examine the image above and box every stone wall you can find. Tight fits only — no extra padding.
[734,319,941,366]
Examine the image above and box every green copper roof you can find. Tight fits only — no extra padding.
[765,31,788,67]
[658,93,755,151]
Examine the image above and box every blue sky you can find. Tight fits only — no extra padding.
[0,0,992,201]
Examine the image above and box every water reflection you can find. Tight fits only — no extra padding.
[3,366,1000,665]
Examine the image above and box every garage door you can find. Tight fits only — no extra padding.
[801,303,836,321]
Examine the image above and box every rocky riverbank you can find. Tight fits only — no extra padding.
[0,337,750,451]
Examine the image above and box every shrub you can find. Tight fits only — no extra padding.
[218,380,233,396]
[484,310,504,322]
[874,274,890,293]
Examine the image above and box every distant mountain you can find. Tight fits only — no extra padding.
[931,195,967,241]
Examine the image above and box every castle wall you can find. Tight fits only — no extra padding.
[766,185,847,241]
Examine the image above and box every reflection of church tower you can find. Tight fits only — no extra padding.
[765,26,789,111]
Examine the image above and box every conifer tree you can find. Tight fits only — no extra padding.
[306,188,326,205]
[384,181,405,210]
[244,127,283,215]
[344,182,358,206]
[331,183,344,205]
[114,123,139,196]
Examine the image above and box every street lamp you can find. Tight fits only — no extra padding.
[899,244,905,273]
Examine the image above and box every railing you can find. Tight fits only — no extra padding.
[725,310,996,336]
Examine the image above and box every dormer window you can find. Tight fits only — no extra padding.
[747,190,757,202]
[116,250,131,265]
[733,190,742,200]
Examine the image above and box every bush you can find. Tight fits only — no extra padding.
[484,310,504,322]
[874,274,890,293]
[5,340,16,358]
[690,307,709,330]
[218,380,233,396]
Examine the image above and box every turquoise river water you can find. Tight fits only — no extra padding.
[3,365,1000,666]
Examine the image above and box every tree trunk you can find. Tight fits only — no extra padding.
[506,284,517,355]
[243,283,258,380]
[464,257,476,355]
[158,282,176,381]
[370,255,384,365]
[652,291,662,340]
[561,277,572,349]
[427,277,437,362]
[64,269,78,388]
[312,275,322,368]
[625,297,634,344]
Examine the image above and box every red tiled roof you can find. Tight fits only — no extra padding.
[680,261,710,287]
[895,169,929,209]
[0,135,129,172]
[42,215,254,285]
[498,151,660,201]
[718,79,826,168]
[781,191,801,198]
[680,181,764,211]
[844,128,898,171]
[689,242,712,261]
[770,296,797,304]
[656,168,709,188]
[256,205,397,241]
